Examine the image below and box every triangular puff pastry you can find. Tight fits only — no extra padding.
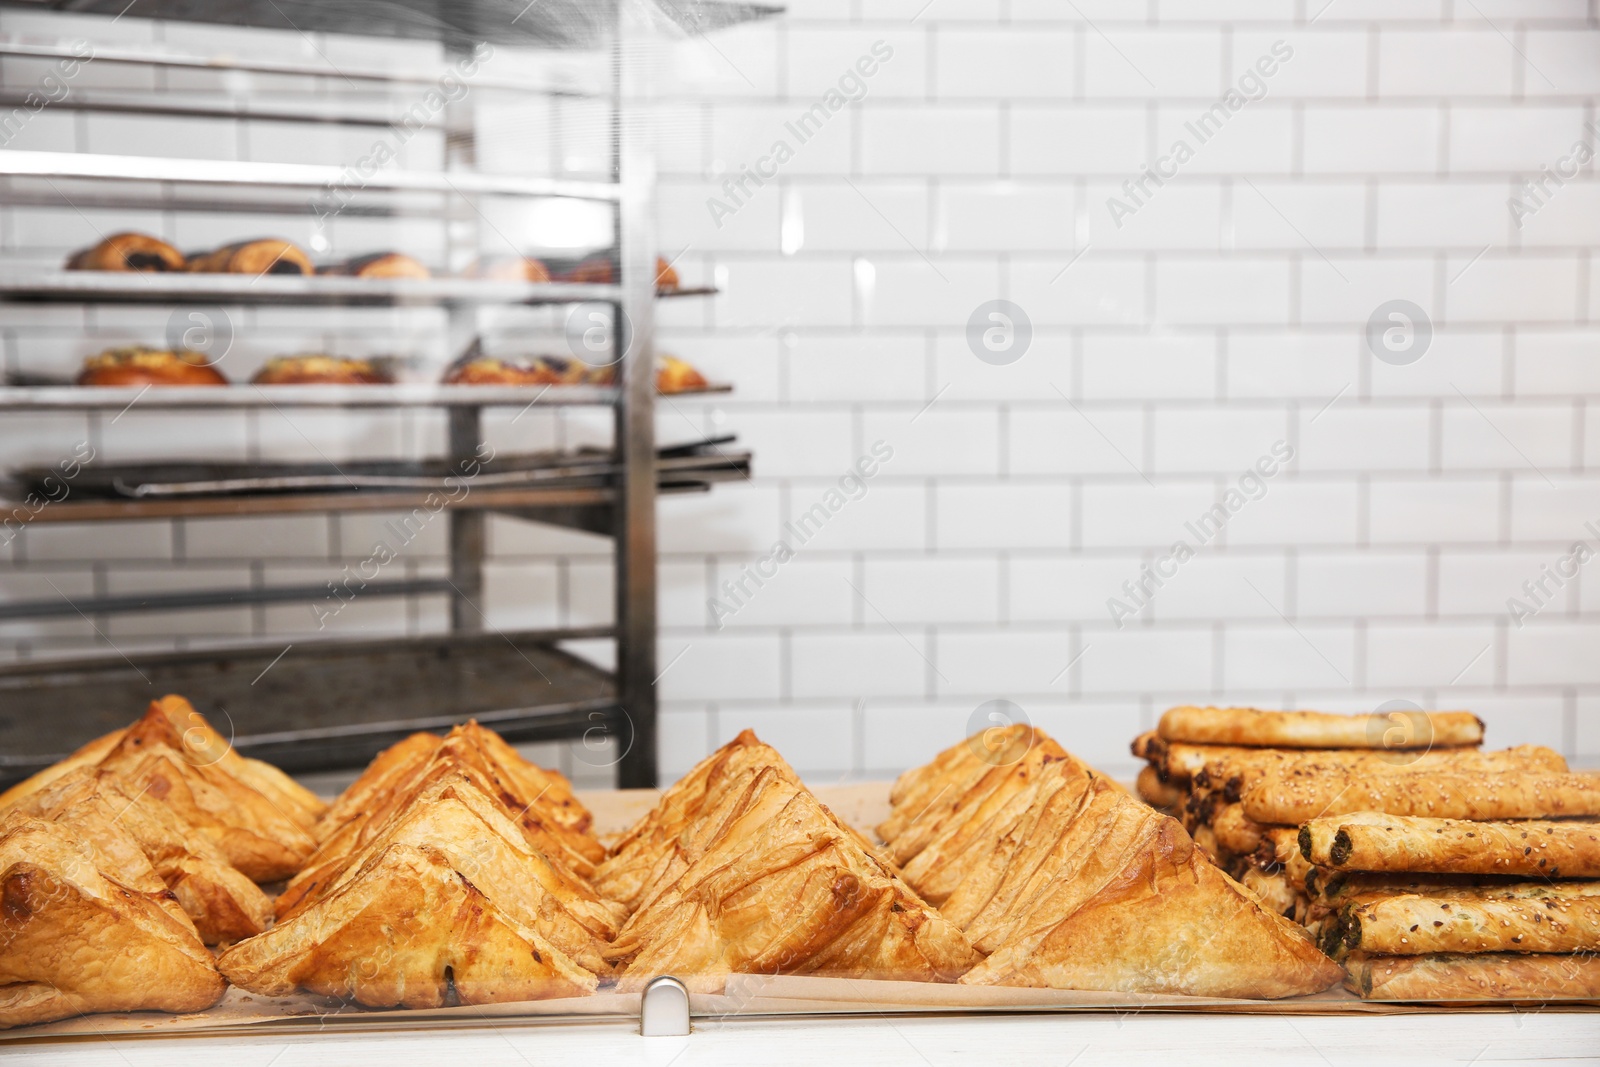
[276,773,622,973]
[7,770,272,944]
[0,695,324,833]
[959,805,1343,999]
[602,739,979,994]
[218,843,597,1008]
[0,698,319,883]
[281,729,603,915]
[0,815,225,1029]
[314,722,591,840]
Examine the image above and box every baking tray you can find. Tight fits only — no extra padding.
[6,437,748,501]
[0,629,623,784]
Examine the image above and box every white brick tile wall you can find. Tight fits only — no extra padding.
[1368,478,1504,544]
[1437,549,1563,617]
[1009,554,1137,623]
[1448,107,1588,174]
[1010,107,1148,175]
[1152,407,1290,473]
[1223,623,1357,691]
[712,554,854,629]
[1156,256,1295,325]
[1142,553,1288,622]
[1079,484,1218,549]
[937,629,1073,696]
[864,555,999,625]
[1296,405,1431,472]
[791,631,927,699]
[1444,255,1582,324]
[1506,621,1600,686]
[1078,627,1214,695]
[1297,551,1430,618]
[859,104,1002,176]
[1083,31,1223,99]
[1008,406,1146,477]
[4,8,1598,776]
[1226,480,1362,546]
[861,408,999,476]
[1302,107,1442,174]
[1367,331,1505,398]
[1079,334,1216,399]
[936,483,1074,550]
[1364,622,1498,689]
[1440,402,1578,473]
[1377,31,1517,98]
[933,29,1076,101]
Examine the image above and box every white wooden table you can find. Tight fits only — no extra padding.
[4,1010,1594,1067]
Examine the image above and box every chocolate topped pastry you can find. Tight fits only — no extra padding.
[66,232,185,272]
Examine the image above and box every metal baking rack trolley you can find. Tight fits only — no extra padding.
[0,0,779,789]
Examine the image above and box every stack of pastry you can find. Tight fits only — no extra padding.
[596,729,978,993]
[219,723,615,1008]
[0,696,326,1028]
[1130,706,1558,909]
[1279,767,1600,1000]
[878,725,1342,999]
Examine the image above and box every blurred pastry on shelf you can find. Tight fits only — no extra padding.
[317,252,430,280]
[587,354,708,394]
[441,353,586,385]
[76,346,229,387]
[64,231,185,272]
[655,353,706,393]
[562,254,680,289]
[185,238,312,275]
[251,355,392,385]
[655,256,679,289]
[464,255,551,282]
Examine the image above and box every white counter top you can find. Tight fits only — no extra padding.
[5,1009,1594,1067]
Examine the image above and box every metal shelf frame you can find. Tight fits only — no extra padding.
[0,0,774,787]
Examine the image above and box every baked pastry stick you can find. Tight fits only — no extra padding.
[317,252,430,279]
[605,765,978,993]
[1345,951,1600,1001]
[959,800,1342,1000]
[1135,764,1184,810]
[1340,892,1600,955]
[1191,744,1565,798]
[1158,705,1484,749]
[1303,814,1600,877]
[1245,770,1600,825]
[65,231,184,271]
[219,843,597,1009]
[185,238,312,275]
[1210,802,1271,856]
[0,816,225,1030]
